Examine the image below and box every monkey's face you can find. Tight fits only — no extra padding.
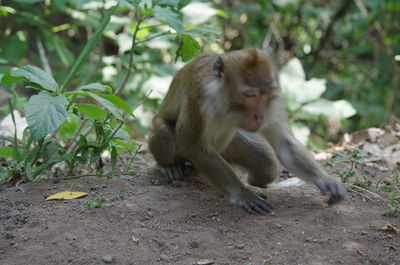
[229,83,276,132]
[214,48,278,131]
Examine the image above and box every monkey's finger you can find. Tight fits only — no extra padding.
[247,201,267,215]
[241,202,260,215]
[256,192,268,200]
[254,197,273,213]
[163,167,175,183]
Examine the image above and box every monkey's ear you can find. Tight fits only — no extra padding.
[247,48,258,67]
[213,56,224,78]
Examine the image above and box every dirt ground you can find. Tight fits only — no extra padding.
[0,155,399,265]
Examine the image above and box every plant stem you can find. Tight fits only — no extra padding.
[114,15,143,96]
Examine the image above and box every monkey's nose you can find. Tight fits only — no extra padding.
[254,114,263,120]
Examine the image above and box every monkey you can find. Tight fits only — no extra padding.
[148,48,345,215]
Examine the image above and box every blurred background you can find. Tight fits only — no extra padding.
[1,0,399,148]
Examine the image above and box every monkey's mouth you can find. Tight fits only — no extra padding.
[240,123,262,132]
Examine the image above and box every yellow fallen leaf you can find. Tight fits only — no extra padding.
[45,191,88,201]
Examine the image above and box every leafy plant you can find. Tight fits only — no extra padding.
[279,58,357,145]
[325,147,367,183]
[0,0,220,183]
[82,194,125,209]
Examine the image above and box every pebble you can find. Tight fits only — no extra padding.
[159,254,169,261]
[102,255,114,263]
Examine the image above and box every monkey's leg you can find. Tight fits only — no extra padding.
[148,117,185,183]
[222,130,279,188]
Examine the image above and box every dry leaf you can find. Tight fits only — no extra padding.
[45,191,88,201]
[381,224,397,232]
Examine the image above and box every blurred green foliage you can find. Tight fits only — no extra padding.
[0,0,221,181]
[212,0,400,143]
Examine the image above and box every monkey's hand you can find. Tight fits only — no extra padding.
[161,163,185,183]
[228,187,273,215]
[314,177,346,204]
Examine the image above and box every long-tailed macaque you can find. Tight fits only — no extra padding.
[148,48,345,214]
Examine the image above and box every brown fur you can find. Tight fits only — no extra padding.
[148,49,345,214]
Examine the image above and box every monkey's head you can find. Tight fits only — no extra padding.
[213,49,278,132]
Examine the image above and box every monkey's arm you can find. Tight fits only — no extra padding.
[175,103,273,214]
[184,144,273,214]
[261,98,345,203]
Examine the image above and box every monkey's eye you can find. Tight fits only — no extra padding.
[243,91,256,97]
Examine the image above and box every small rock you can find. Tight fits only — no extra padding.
[150,179,160,185]
[189,241,200,248]
[194,260,215,265]
[235,244,245,249]
[131,235,139,244]
[102,255,114,263]
[5,233,14,239]
[159,254,169,261]
[65,233,77,241]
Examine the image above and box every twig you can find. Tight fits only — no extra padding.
[345,183,386,202]
[135,31,172,45]
[15,179,24,192]
[66,117,89,153]
[114,15,143,96]
[59,171,136,180]
[124,144,142,171]
[139,23,166,31]
[310,0,353,60]
[36,37,52,75]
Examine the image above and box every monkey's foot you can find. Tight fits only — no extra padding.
[228,188,273,215]
[315,178,346,204]
[161,163,185,183]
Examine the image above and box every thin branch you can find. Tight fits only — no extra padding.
[345,183,386,202]
[139,23,166,31]
[135,31,172,45]
[66,117,89,153]
[311,0,353,59]
[36,37,52,75]
[114,16,143,96]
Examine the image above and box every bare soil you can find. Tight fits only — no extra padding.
[0,157,399,265]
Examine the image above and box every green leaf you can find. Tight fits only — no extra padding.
[14,0,43,3]
[76,104,108,120]
[154,6,183,32]
[291,122,310,146]
[182,2,218,25]
[92,92,131,114]
[302,99,357,120]
[155,0,179,7]
[182,25,220,40]
[0,146,13,158]
[25,91,68,140]
[1,72,26,86]
[180,35,200,62]
[86,92,123,120]
[296,78,326,103]
[280,58,305,80]
[11,65,59,92]
[78,83,113,94]
[0,35,28,62]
